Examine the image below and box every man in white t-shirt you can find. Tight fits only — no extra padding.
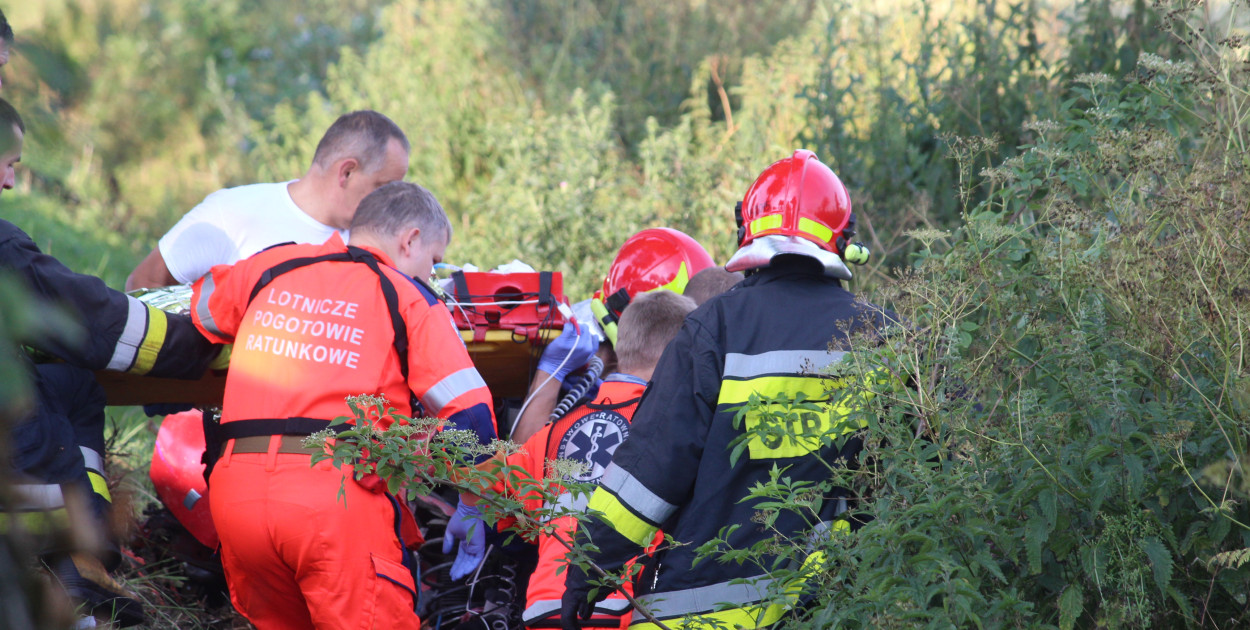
[126,110,411,290]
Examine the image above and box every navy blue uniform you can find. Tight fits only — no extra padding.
[2,218,219,542]
[570,258,896,628]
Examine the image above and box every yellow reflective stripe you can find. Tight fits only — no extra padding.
[747,214,784,237]
[720,374,892,460]
[130,305,169,375]
[631,552,830,629]
[653,261,691,295]
[208,344,233,370]
[798,217,834,244]
[588,488,660,548]
[87,472,112,503]
[0,508,71,534]
[630,602,787,629]
[717,375,842,407]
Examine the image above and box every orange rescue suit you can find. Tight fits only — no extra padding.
[191,235,496,629]
[500,377,658,629]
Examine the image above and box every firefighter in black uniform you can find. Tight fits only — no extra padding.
[561,150,895,629]
[1,98,221,626]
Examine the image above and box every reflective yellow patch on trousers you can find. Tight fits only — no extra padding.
[629,602,787,630]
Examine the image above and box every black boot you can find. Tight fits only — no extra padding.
[46,553,147,628]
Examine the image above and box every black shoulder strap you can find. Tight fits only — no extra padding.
[537,271,554,306]
[586,395,642,411]
[244,246,410,381]
[450,270,471,303]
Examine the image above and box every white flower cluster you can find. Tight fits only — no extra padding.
[1137,52,1196,77]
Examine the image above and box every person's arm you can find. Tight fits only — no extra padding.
[512,322,599,443]
[407,302,497,445]
[136,193,240,289]
[125,247,178,291]
[510,369,562,443]
[189,259,260,345]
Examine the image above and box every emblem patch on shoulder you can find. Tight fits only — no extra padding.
[556,410,631,483]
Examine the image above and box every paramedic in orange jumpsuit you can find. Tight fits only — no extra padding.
[190,181,497,629]
[499,290,695,629]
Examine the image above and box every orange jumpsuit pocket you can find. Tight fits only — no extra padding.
[368,553,419,629]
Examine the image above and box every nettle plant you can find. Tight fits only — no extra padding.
[309,394,679,627]
[321,11,1249,629]
[712,19,1250,630]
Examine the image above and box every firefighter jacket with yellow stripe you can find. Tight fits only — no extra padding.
[569,258,897,629]
[3,218,219,524]
[1,219,220,378]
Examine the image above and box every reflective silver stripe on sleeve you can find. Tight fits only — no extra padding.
[522,600,561,625]
[79,446,105,474]
[633,574,773,619]
[11,483,67,511]
[420,367,488,415]
[195,273,226,339]
[541,491,591,520]
[723,350,847,379]
[523,598,631,625]
[598,463,677,525]
[105,296,149,371]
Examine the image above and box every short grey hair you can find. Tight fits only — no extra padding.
[312,110,410,173]
[351,181,452,244]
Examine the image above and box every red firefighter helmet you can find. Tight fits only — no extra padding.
[726,149,868,277]
[590,228,714,344]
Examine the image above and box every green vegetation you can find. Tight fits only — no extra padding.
[2,0,1248,627]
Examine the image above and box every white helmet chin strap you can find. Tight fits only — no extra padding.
[724,235,853,280]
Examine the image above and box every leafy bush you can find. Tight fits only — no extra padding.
[727,12,1250,628]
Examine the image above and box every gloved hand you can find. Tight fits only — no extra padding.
[441,501,486,580]
[539,322,599,383]
[560,565,607,630]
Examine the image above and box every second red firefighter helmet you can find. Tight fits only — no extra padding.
[725,149,869,278]
[590,228,714,345]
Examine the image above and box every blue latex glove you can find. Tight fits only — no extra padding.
[538,323,599,383]
[442,501,486,580]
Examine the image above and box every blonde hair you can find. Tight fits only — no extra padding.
[616,290,696,374]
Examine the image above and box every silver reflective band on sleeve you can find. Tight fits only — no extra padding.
[633,574,774,619]
[542,491,591,519]
[723,350,847,379]
[79,446,105,474]
[11,483,67,511]
[421,367,487,414]
[196,274,226,339]
[599,463,677,525]
[522,601,561,625]
[106,296,149,371]
[523,599,632,625]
